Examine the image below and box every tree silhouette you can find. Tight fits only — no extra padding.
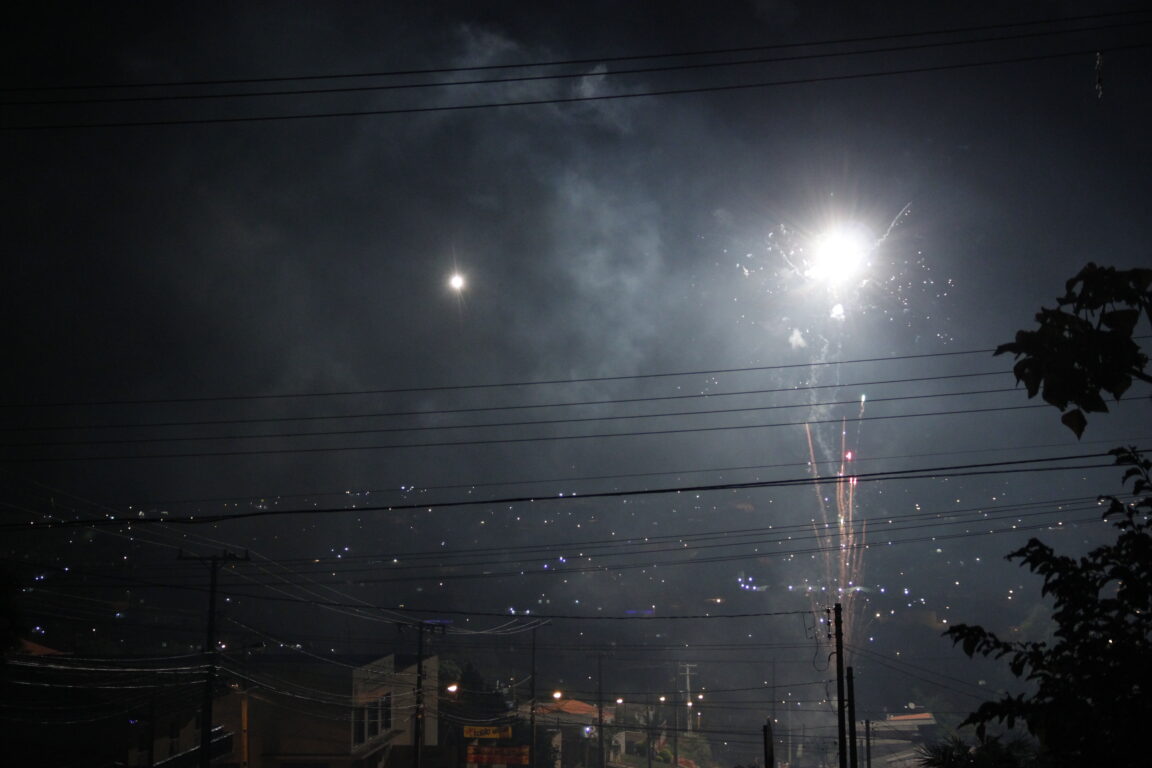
[995,263,1151,437]
[944,263,1152,767]
[917,734,1035,768]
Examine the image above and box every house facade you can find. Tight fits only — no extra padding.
[210,652,441,768]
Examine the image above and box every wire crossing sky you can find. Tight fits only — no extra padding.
[3,2,1151,765]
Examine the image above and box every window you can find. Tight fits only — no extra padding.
[368,702,379,739]
[381,692,392,731]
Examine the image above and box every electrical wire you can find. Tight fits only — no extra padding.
[0,370,1011,434]
[1,386,1023,450]
[6,9,1143,92]
[5,449,1123,528]
[0,402,1059,462]
[0,347,995,408]
[8,20,1144,107]
[4,43,1147,130]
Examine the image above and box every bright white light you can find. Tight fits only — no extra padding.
[806,226,869,284]
[449,273,465,291]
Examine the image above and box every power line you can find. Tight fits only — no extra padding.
[6,448,1122,528]
[7,508,1103,610]
[96,434,1143,509]
[2,386,1021,450]
[6,43,1147,131]
[0,370,1009,432]
[92,491,1095,576]
[7,20,1142,107]
[20,492,1093,583]
[2,402,1054,463]
[4,9,1145,92]
[95,502,1100,586]
[0,347,993,409]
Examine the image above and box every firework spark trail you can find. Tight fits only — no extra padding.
[876,202,912,248]
[739,204,931,653]
[803,387,869,654]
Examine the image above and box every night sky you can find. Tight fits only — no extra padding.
[3,1,1151,762]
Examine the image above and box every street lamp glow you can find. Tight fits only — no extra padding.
[449,273,465,291]
[616,698,624,704]
[446,683,459,693]
[553,690,563,700]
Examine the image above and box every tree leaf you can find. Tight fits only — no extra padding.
[1061,408,1087,438]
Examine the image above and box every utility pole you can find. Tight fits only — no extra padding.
[846,667,858,768]
[529,628,537,768]
[414,622,426,768]
[770,659,776,729]
[180,550,248,768]
[864,719,872,768]
[597,655,605,768]
[680,663,697,733]
[646,695,653,768]
[763,719,775,768]
[672,691,679,768]
[147,694,156,768]
[411,619,448,768]
[833,603,847,768]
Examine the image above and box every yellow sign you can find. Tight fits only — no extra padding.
[464,726,513,739]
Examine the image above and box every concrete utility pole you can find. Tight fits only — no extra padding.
[646,695,653,768]
[680,663,696,732]
[847,667,858,768]
[763,719,775,768]
[597,655,605,768]
[411,619,449,768]
[834,603,847,768]
[414,622,426,768]
[179,550,248,768]
[530,628,538,768]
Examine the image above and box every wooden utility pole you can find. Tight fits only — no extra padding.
[179,550,248,768]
